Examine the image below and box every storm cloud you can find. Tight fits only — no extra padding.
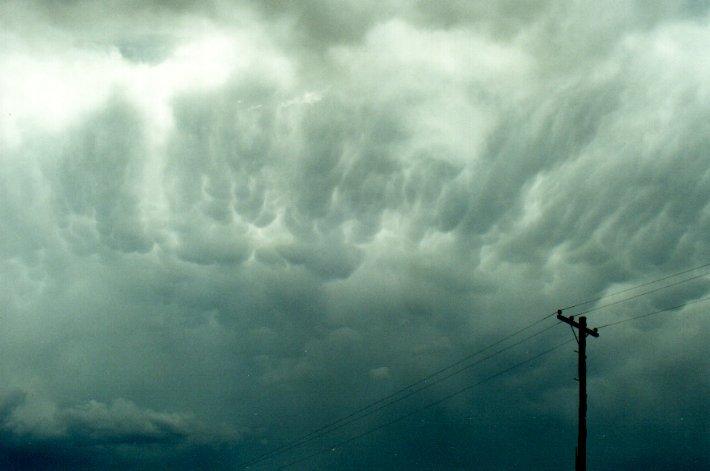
[1,0,709,469]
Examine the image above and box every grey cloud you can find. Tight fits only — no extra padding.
[0,392,26,425]
[165,82,278,226]
[59,398,202,445]
[47,96,154,254]
[411,0,554,34]
[0,393,227,445]
[277,238,363,281]
[252,0,402,48]
[0,393,238,469]
[116,34,176,64]
[1,1,710,470]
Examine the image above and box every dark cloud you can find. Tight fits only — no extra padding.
[1,0,709,469]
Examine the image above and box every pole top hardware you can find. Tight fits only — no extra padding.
[557,312,599,338]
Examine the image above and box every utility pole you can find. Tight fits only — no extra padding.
[557,309,599,471]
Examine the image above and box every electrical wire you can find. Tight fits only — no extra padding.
[239,319,561,469]
[238,312,558,469]
[579,271,709,316]
[559,261,710,311]
[596,295,710,329]
[241,263,709,469]
[274,285,708,470]
[274,287,708,469]
[274,338,575,470]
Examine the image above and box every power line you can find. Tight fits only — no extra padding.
[559,262,710,311]
[596,295,710,329]
[241,263,709,469]
[238,313,558,469]
[239,320,561,469]
[579,271,709,316]
[286,296,710,470]
[274,338,575,470]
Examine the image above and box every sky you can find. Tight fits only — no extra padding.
[1,0,709,469]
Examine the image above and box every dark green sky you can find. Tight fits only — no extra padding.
[1,1,709,469]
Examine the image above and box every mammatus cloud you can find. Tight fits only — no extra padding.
[1,0,709,469]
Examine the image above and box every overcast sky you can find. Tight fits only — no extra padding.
[1,1,709,469]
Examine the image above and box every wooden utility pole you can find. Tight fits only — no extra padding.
[557,310,599,471]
